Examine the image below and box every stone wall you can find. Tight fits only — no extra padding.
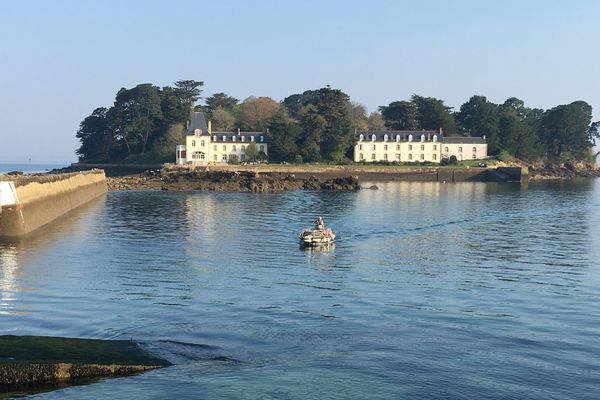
[0,171,107,237]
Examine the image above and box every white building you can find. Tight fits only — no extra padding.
[353,129,487,163]
[176,112,268,165]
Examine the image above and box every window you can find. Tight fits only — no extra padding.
[260,145,265,152]
[201,140,205,147]
[222,136,226,142]
[241,154,246,161]
[241,146,246,153]
[372,144,376,150]
[359,153,364,160]
[232,145,237,151]
[384,154,388,160]
[222,155,227,161]
[408,134,413,142]
[222,145,226,151]
[395,154,400,161]
[232,136,236,142]
[433,134,438,142]
[433,154,437,160]
[421,134,425,142]
[192,151,204,160]
[260,136,264,142]
[433,145,437,151]
[408,154,413,160]
[359,144,363,150]
[473,154,477,160]
[371,134,376,142]
[409,145,413,151]
[371,153,376,160]
[359,134,364,141]
[251,136,255,142]
[213,145,217,151]
[420,154,425,160]
[191,140,196,147]
[384,144,388,151]
[241,136,245,142]
[213,135,217,141]
[396,134,400,142]
[420,145,425,151]
[383,134,388,142]
[444,147,449,152]
[213,154,217,161]
[396,144,400,150]
[459,147,463,152]
[473,147,477,152]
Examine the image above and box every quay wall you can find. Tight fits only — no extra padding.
[0,171,107,237]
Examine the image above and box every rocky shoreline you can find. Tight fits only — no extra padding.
[107,170,361,192]
[528,163,600,180]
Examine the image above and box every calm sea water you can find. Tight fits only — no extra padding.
[0,163,69,174]
[1,180,600,399]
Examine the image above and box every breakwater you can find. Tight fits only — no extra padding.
[0,170,107,237]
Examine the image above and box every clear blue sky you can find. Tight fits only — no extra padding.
[1,0,598,163]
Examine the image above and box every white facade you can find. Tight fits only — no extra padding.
[353,131,487,164]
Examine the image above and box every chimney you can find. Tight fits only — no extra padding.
[428,133,431,141]
[208,120,212,134]
[237,128,241,135]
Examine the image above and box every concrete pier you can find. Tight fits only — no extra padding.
[0,170,107,237]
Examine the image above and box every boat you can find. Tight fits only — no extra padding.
[299,217,336,246]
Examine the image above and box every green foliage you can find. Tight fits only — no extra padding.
[457,95,500,153]
[379,101,418,130]
[293,154,304,164]
[245,142,259,161]
[228,154,240,164]
[449,155,458,165]
[539,101,595,158]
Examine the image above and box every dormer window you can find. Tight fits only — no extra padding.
[396,134,400,142]
[194,129,201,136]
[383,134,388,142]
[260,136,264,142]
[232,136,236,142]
[433,134,438,142]
[359,134,364,141]
[213,135,217,141]
[421,134,425,142]
[241,136,245,142]
[408,134,413,142]
[250,136,255,142]
[222,136,226,142]
[371,134,376,142]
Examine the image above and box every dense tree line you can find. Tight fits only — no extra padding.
[77,81,599,163]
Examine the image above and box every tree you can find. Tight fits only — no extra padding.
[539,101,596,158]
[212,107,236,131]
[298,113,326,162]
[267,111,301,162]
[497,97,542,159]
[411,95,457,133]
[239,96,280,131]
[282,90,319,120]
[457,95,501,153]
[245,142,259,161]
[379,101,418,130]
[76,107,112,161]
[314,87,354,161]
[348,102,368,131]
[174,80,203,121]
[205,92,239,117]
[367,111,386,130]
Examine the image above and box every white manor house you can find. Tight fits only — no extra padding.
[176,112,268,165]
[353,130,487,163]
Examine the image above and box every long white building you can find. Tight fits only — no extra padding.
[176,112,268,165]
[353,130,487,163]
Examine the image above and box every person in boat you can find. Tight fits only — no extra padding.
[314,216,325,232]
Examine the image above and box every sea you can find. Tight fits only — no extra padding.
[1,179,599,399]
[0,163,69,174]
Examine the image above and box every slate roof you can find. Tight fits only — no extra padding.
[442,137,487,144]
[209,132,269,143]
[356,130,441,142]
[186,112,208,135]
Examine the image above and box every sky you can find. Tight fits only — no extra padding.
[0,0,599,163]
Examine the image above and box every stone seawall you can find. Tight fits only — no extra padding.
[0,171,107,237]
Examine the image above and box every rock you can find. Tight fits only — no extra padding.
[369,185,379,190]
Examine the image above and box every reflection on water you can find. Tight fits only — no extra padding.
[1,180,600,399]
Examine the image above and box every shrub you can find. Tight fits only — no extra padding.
[293,154,303,164]
[449,155,458,165]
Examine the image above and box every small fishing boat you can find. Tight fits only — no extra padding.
[299,217,336,246]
